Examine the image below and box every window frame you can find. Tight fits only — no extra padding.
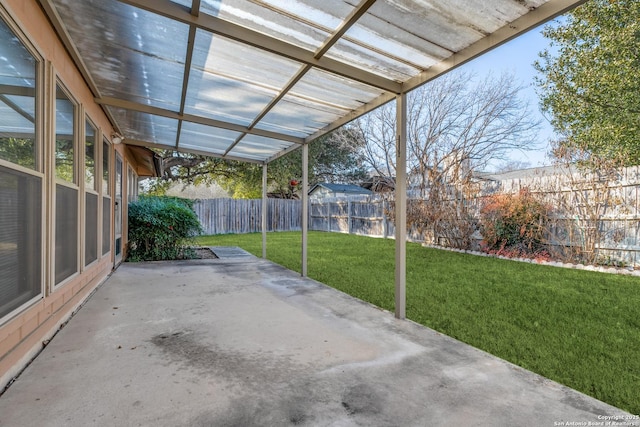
[53,82,77,186]
[101,138,112,258]
[83,115,99,268]
[84,116,98,194]
[52,78,80,289]
[127,164,138,203]
[0,5,45,325]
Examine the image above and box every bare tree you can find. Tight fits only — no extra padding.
[358,70,539,189]
[356,103,397,179]
[357,70,540,248]
[539,143,626,265]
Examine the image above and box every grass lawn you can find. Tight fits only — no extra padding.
[197,231,640,414]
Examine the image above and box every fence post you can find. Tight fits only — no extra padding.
[262,164,267,259]
[348,199,352,234]
[395,92,407,320]
[382,199,388,239]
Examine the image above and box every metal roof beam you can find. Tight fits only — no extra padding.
[0,94,35,123]
[314,0,377,59]
[249,64,312,129]
[190,0,200,17]
[305,92,396,143]
[265,141,304,164]
[125,138,265,164]
[116,0,401,94]
[95,96,304,145]
[175,25,197,150]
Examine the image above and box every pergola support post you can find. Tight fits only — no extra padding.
[395,93,407,320]
[302,143,309,277]
[262,163,268,259]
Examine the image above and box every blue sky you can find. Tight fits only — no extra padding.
[460,23,559,170]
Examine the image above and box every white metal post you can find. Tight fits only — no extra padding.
[262,163,267,259]
[395,93,407,320]
[302,143,309,277]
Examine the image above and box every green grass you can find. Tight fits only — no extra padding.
[197,231,640,414]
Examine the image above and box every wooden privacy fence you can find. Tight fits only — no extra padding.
[309,196,394,237]
[194,198,302,235]
[195,188,640,266]
[193,196,393,237]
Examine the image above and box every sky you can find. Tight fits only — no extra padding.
[458,21,560,171]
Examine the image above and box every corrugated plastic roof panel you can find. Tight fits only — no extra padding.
[53,0,189,111]
[228,134,292,161]
[43,0,575,163]
[258,68,384,136]
[184,30,302,126]
[178,122,242,154]
[107,107,179,147]
[199,0,351,52]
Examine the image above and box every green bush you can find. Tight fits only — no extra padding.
[127,196,203,261]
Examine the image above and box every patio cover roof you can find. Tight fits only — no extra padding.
[39,0,586,165]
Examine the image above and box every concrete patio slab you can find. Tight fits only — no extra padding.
[0,254,636,427]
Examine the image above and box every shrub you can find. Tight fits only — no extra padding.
[127,196,203,261]
[479,188,550,257]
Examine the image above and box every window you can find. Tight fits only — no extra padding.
[85,120,96,190]
[0,168,42,318]
[127,165,138,203]
[85,119,98,265]
[102,139,111,256]
[102,138,109,195]
[0,17,37,170]
[85,192,98,265]
[54,82,78,285]
[114,154,122,260]
[55,86,75,183]
[0,14,42,319]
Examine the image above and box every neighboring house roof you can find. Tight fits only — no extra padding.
[308,183,373,196]
[361,175,395,192]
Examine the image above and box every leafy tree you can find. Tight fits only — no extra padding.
[55,138,75,182]
[0,137,36,169]
[148,128,367,198]
[535,0,640,165]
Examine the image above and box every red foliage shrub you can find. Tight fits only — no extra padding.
[479,188,550,257]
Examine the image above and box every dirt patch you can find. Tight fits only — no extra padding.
[192,247,218,259]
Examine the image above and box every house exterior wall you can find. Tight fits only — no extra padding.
[0,0,140,388]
